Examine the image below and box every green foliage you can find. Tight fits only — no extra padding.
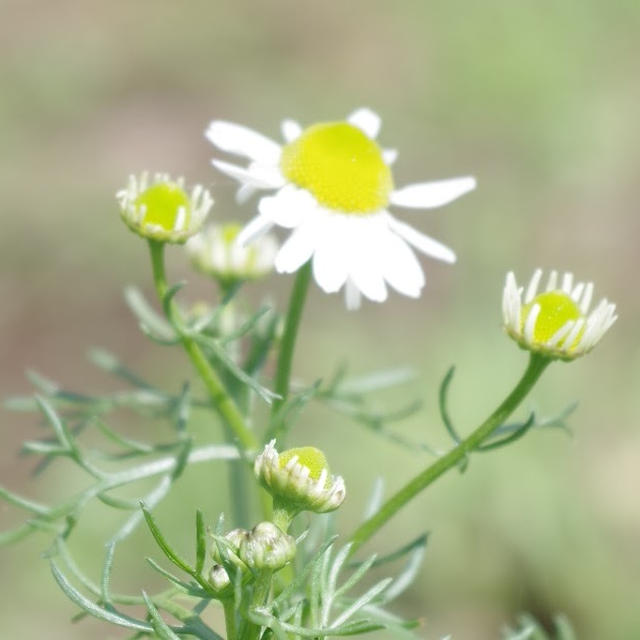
[0,209,580,638]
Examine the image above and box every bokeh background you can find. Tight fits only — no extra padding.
[1,1,639,638]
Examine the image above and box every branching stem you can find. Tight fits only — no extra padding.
[148,240,257,452]
[347,353,550,555]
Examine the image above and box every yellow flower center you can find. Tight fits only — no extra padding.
[221,223,242,245]
[279,447,330,483]
[522,291,584,345]
[136,183,191,231]
[280,122,393,214]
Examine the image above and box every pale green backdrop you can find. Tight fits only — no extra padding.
[1,1,639,638]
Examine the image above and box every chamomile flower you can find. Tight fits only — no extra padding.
[255,440,345,515]
[206,108,475,308]
[502,269,617,361]
[117,172,212,244]
[186,223,277,286]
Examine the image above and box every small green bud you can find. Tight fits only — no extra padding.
[117,172,212,244]
[255,440,346,515]
[239,522,296,571]
[209,564,231,592]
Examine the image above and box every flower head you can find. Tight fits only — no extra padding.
[117,172,212,243]
[206,108,475,308]
[238,522,296,571]
[186,223,277,285]
[255,440,345,514]
[503,269,617,361]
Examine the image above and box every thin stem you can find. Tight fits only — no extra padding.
[270,261,312,432]
[147,241,257,452]
[347,353,550,555]
[222,598,237,640]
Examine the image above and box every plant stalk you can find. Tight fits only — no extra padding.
[148,240,257,453]
[347,353,550,555]
[270,261,312,434]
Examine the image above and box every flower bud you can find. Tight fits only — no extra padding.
[211,527,249,574]
[117,172,212,244]
[186,223,277,285]
[502,269,617,361]
[209,564,231,592]
[239,521,296,571]
[255,440,346,515]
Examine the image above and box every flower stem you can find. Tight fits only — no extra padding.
[242,570,273,640]
[222,598,237,640]
[270,261,312,435]
[347,353,550,555]
[147,240,258,453]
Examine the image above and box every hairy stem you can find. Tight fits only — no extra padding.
[347,353,550,555]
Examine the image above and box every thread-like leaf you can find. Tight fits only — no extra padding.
[51,561,152,631]
[142,592,181,640]
[438,366,463,444]
[141,505,196,577]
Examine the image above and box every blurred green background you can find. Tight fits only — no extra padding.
[1,0,639,638]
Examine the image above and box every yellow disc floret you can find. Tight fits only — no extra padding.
[136,182,191,232]
[522,291,583,345]
[278,447,329,484]
[280,122,393,213]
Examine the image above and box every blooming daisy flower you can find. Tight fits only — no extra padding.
[117,172,212,244]
[502,269,617,361]
[206,108,475,308]
[186,223,278,286]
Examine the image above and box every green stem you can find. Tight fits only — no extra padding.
[222,598,237,640]
[347,353,550,555]
[243,570,273,640]
[270,261,312,434]
[271,503,294,533]
[147,240,257,452]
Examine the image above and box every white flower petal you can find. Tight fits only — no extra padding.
[236,183,257,204]
[347,218,388,303]
[385,214,456,263]
[212,160,285,190]
[206,121,281,165]
[345,279,362,310]
[380,233,425,297]
[347,107,381,139]
[275,222,318,274]
[390,176,477,209]
[525,268,543,304]
[259,185,314,228]
[311,219,350,293]
[281,119,302,143]
[237,214,274,247]
[383,148,398,165]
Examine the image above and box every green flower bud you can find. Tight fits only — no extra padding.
[117,172,212,244]
[255,440,346,515]
[239,522,296,571]
[503,269,617,361]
